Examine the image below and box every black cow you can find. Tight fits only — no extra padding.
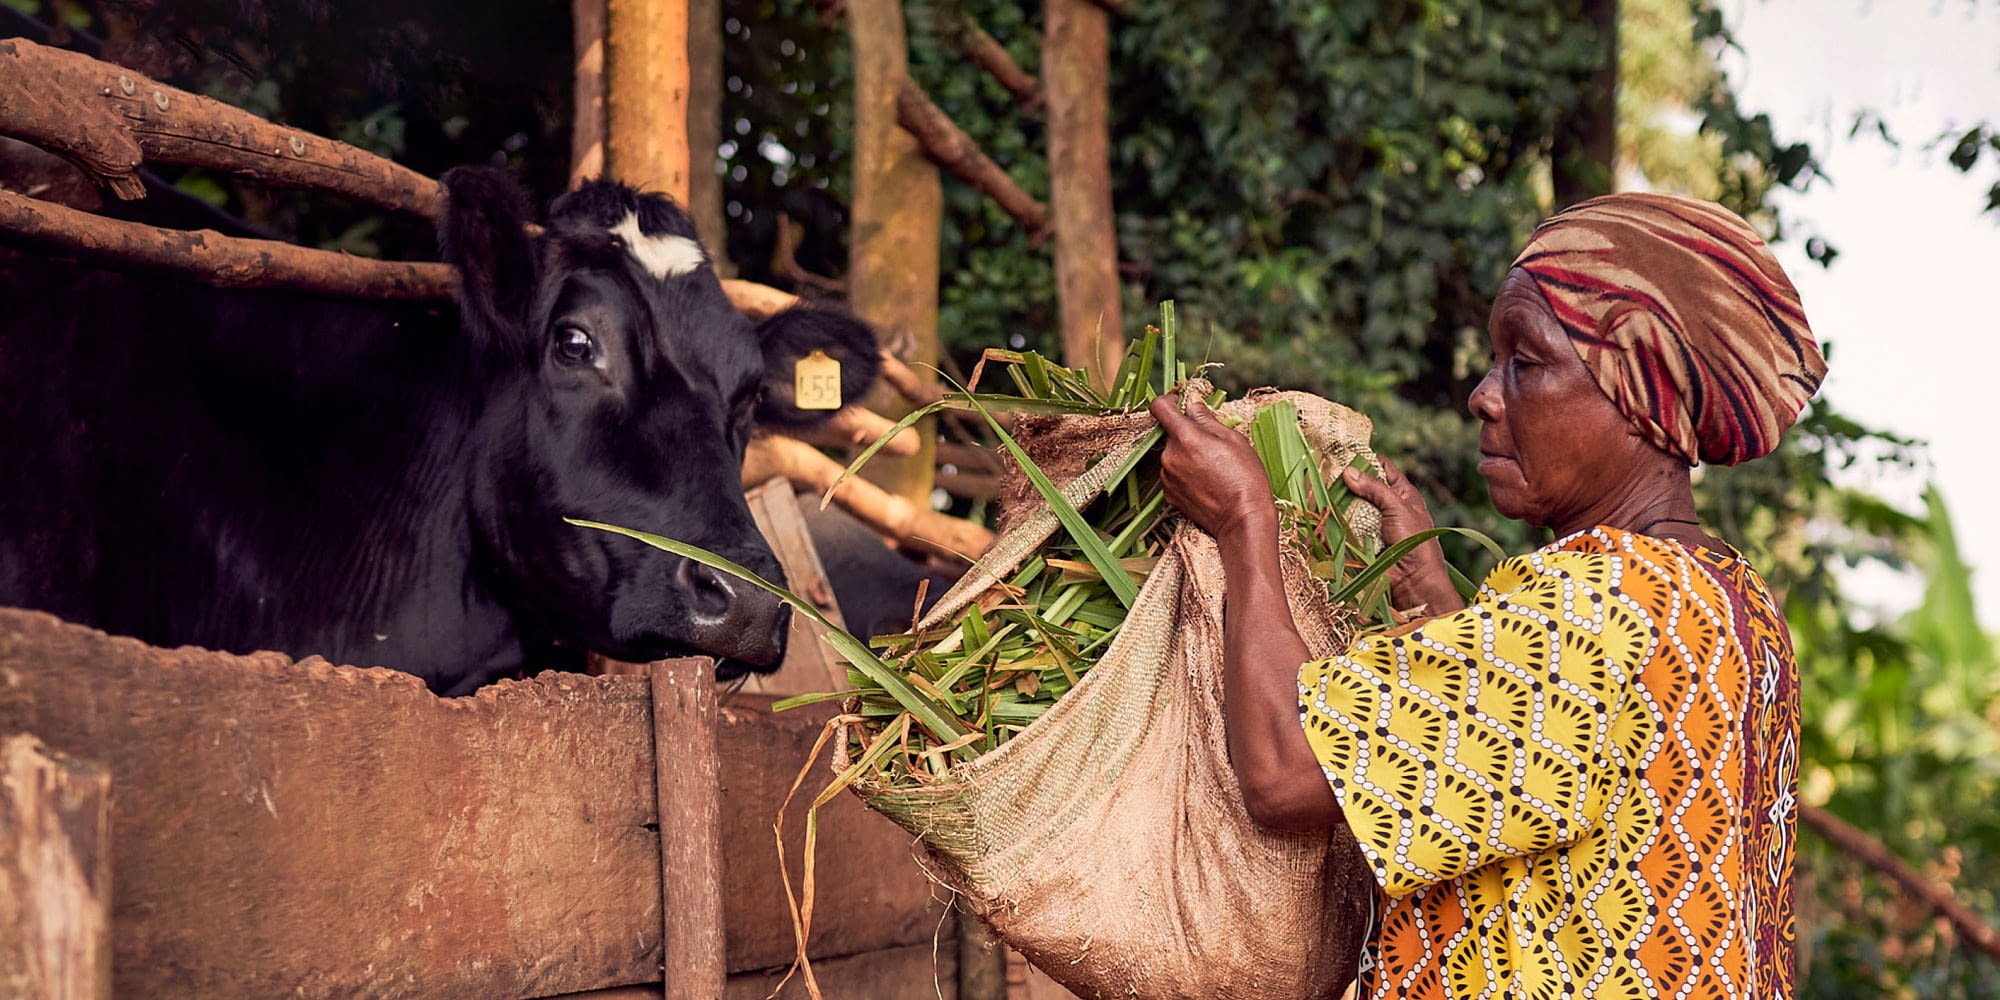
[0,166,884,695]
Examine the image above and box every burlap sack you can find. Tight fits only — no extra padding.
[837,388,1379,1000]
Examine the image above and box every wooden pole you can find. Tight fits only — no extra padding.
[650,659,727,1000]
[1801,805,2000,960]
[896,82,1049,240]
[0,187,455,300]
[1553,0,1617,208]
[570,0,609,187]
[1043,0,1124,390]
[847,0,943,508]
[605,0,692,203]
[0,735,112,1000]
[685,0,732,272]
[0,39,443,217]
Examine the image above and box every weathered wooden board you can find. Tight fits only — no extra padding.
[0,609,952,997]
[0,734,112,1000]
[725,940,960,999]
[546,941,961,1000]
[716,696,954,973]
[742,477,852,698]
[0,608,661,999]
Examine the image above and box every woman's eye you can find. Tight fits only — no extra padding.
[553,325,597,366]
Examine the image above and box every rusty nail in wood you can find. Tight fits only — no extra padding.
[118,75,136,95]
[152,91,171,111]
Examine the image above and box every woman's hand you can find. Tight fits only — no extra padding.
[1149,394,1277,543]
[1342,458,1465,616]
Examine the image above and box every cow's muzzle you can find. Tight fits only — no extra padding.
[668,557,789,668]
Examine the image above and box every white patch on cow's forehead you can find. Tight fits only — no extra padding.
[609,211,706,280]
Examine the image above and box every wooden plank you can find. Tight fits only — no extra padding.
[0,609,662,999]
[0,734,112,1000]
[741,478,850,698]
[547,941,960,1000]
[651,658,726,1000]
[0,609,949,995]
[717,697,952,972]
[726,940,958,999]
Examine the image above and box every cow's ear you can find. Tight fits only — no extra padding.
[439,166,537,354]
[753,306,882,429]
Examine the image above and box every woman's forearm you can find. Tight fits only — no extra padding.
[1215,515,1343,830]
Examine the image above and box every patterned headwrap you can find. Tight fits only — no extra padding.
[1510,192,1827,466]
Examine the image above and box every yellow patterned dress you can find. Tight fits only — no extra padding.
[1298,527,1798,999]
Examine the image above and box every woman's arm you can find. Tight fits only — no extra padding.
[1150,396,1341,830]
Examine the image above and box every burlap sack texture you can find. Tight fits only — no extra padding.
[836,386,1379,1000]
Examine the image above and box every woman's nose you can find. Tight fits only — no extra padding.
[1468,369,1503,422]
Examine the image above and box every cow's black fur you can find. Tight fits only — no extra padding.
[0,166,881,695]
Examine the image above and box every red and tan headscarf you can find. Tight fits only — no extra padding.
[1510,192,1827,466]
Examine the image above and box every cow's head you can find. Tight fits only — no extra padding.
[438,166,878,676]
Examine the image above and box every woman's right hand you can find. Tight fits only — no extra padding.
[1342,458,1465,616]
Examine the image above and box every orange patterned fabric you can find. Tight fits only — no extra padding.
[1298,527,1798,999]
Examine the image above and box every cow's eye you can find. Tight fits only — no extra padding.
[552,325,598,367]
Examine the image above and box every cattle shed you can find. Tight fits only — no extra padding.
[0,606,1081,998]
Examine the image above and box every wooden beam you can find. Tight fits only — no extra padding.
[0,187,456,300]
[0,735,112,1000]
[570,0,610,188]
[1801,805,2000,960]
[651,659,726,1000]
[895,81,1050,241]
[605,0,692,203]
[952,16,1041,111]
[0,38,442,218]
[742,435,993,561]
[1043,0,1124,387]
[0,192,823,319]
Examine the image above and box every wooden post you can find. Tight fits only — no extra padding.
[848,0,944,507]
[1043,0,1124,391]
[685,0,732,272]
[1553,0,1617,208]
[570,0,609,187]
[605,0,692,203]
[0,734,112,1000]
[651,658,726,1000]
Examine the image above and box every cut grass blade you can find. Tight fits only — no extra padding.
[566,518,975,750]
[948,381,1143,608]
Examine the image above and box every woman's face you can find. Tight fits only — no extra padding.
[1469,269,1653,530]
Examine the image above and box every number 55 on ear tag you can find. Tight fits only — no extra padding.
[794,349,843,410]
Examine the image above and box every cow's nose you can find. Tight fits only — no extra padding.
[673,559,789,667]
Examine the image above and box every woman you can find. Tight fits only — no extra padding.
[1151,192,1823,999]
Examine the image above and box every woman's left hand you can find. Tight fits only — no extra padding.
[1149,394,1277,542]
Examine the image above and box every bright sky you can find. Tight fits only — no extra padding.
[1722,0,2000,626]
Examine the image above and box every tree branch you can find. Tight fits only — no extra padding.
[895,80,1049,240]
[1801,805,2000,961]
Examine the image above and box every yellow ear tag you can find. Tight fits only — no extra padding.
[793,349,843,410]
